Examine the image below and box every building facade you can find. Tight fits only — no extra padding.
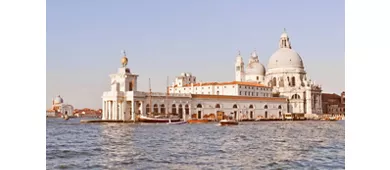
[233,29,323,116]
[46,95,74,117]
[101,53,288,121]
[322,91,345,115]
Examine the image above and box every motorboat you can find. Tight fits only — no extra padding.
[219,119,239,126]
[167,119,187,125]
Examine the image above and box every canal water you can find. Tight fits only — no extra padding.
[46,118,345,169]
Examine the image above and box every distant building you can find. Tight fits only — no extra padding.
[46,95,74,117]
[321,91,345,115]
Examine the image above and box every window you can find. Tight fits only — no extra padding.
[202,87,204,89]
[217,91,220,95]
[245,92,247,95]
[208,87,210,89]
[239,91,242,95]
[256,76,259,80]
[217,86,219,89]
[208,92,210,94]
[189,88,191,90]
[184,88,186,90]
[224,86,226,88]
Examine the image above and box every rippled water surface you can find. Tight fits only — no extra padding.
[46,119,345,170]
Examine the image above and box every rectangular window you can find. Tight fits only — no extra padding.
[256,92,258,96]
[239,91,241,95]
[184,88,186,90]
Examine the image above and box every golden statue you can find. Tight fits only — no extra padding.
[121,50,128,67]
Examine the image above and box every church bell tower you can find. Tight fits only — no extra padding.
[235,50,245,82]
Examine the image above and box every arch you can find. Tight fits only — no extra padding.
[264,105,268,109]
[160,104,165,114]
[292,76,296,86]
[146,104,150,113]
[197,110,202,119]
[172,104,177,114]
[196,103,202,108]
[249,104,254,109]
[278,105,282,109]
[153,104,158,113]
[292,94,301,99]
[185,104,189,115]
[233,104,238,109]
[287,76,291,86]
[178,104,183,117]
[215,104,221,108]
[272,77,277,86]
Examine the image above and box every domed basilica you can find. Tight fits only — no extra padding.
[235,29,323,115]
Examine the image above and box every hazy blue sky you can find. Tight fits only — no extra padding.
[47,0,344,109]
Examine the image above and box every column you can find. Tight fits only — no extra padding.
[189,105,192,119]
[112,101,116,120]
[122,101,126,120]
[131,101,136,121]
[182,108,186,121]
[140,101,143,115]
[118,101,122,120]
[102,100,105,120]
[108,101,112,120]
[114,101,118,120]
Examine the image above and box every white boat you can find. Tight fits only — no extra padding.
[139,115,181,123]
[219,119,239,126]
[167,119,187,125]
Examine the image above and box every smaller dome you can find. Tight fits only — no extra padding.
[246,62,266,76]
[54,95,64,104]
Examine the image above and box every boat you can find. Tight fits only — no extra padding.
[139,115,181,123]
[167,119,187,125]
[63,114,69,120]
[187,119,210,124]
[138,77,183,123]
[219,119,239,126]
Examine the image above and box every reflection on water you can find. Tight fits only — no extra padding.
[46,119,345,169]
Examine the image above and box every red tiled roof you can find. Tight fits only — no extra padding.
[171,81,270,88]
[191,94,287,102]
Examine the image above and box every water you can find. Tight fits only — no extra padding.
[46,118,345,170]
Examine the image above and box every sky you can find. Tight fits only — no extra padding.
[47,0,345,109]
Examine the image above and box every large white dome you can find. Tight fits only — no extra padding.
[54,95,64,104]
[267,48,304,69]
[246,62,266,76]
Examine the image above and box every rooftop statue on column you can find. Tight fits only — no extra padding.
[121,50,128,68]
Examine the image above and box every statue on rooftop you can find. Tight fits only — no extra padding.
[121,50,128,67]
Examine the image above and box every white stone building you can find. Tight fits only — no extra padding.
[46,95,74,116]
[101,53,288,121]
[234,29,323,116]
